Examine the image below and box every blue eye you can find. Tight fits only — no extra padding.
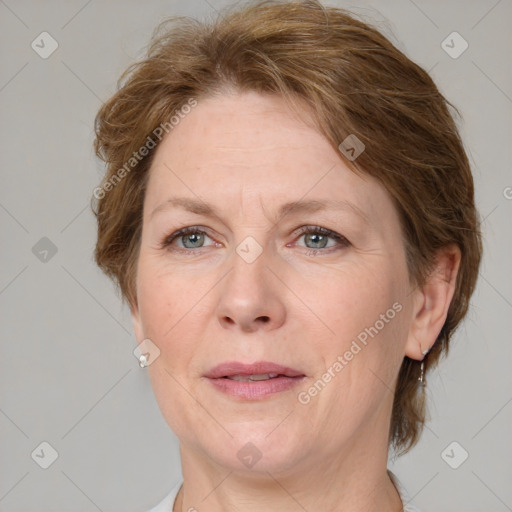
[161,226,216,250]
[293,226,350,253]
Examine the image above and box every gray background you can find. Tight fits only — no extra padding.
[0,0,511,511]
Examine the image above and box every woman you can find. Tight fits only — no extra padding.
[92,1,482,510]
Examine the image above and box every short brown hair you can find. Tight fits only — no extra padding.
[92,0,482,454]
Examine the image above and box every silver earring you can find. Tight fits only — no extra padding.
[138,353,149,368]
[418,360,425,385]
[417,346,430,386]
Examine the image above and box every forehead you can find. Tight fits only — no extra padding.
[154,91,328,167]
[144,91,394,226]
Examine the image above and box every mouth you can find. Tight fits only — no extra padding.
[204,361,306,400]
[223,373,288,381]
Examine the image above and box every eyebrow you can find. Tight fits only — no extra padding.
[150,197,369,225]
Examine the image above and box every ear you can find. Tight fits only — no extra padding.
[404,244,461,361]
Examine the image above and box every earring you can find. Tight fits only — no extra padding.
[418,360,425,386]
[418,346,430,386]
[138,353,149,368]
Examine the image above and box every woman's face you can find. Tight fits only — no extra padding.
[131,90,417,474]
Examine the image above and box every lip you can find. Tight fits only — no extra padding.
[204,361,306,400]
[204,361,305,379]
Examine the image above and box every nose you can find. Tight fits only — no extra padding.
[215,241,286,333]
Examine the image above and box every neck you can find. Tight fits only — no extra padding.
[175,429,403,512]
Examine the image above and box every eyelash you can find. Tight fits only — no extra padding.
[159,225,350,255]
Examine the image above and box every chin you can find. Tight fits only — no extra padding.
[193,423,312,475]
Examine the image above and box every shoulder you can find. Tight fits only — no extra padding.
[144,480,182,512]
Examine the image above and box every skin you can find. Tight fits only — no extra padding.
[131,90,460,512]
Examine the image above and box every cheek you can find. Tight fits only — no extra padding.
[136,263,196,370]
[136,265,204,434]
[136,256,189,336]
[300,262,408,400]
[136,257,217,379]
[304,294,406,441]
[297,263,397,344]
